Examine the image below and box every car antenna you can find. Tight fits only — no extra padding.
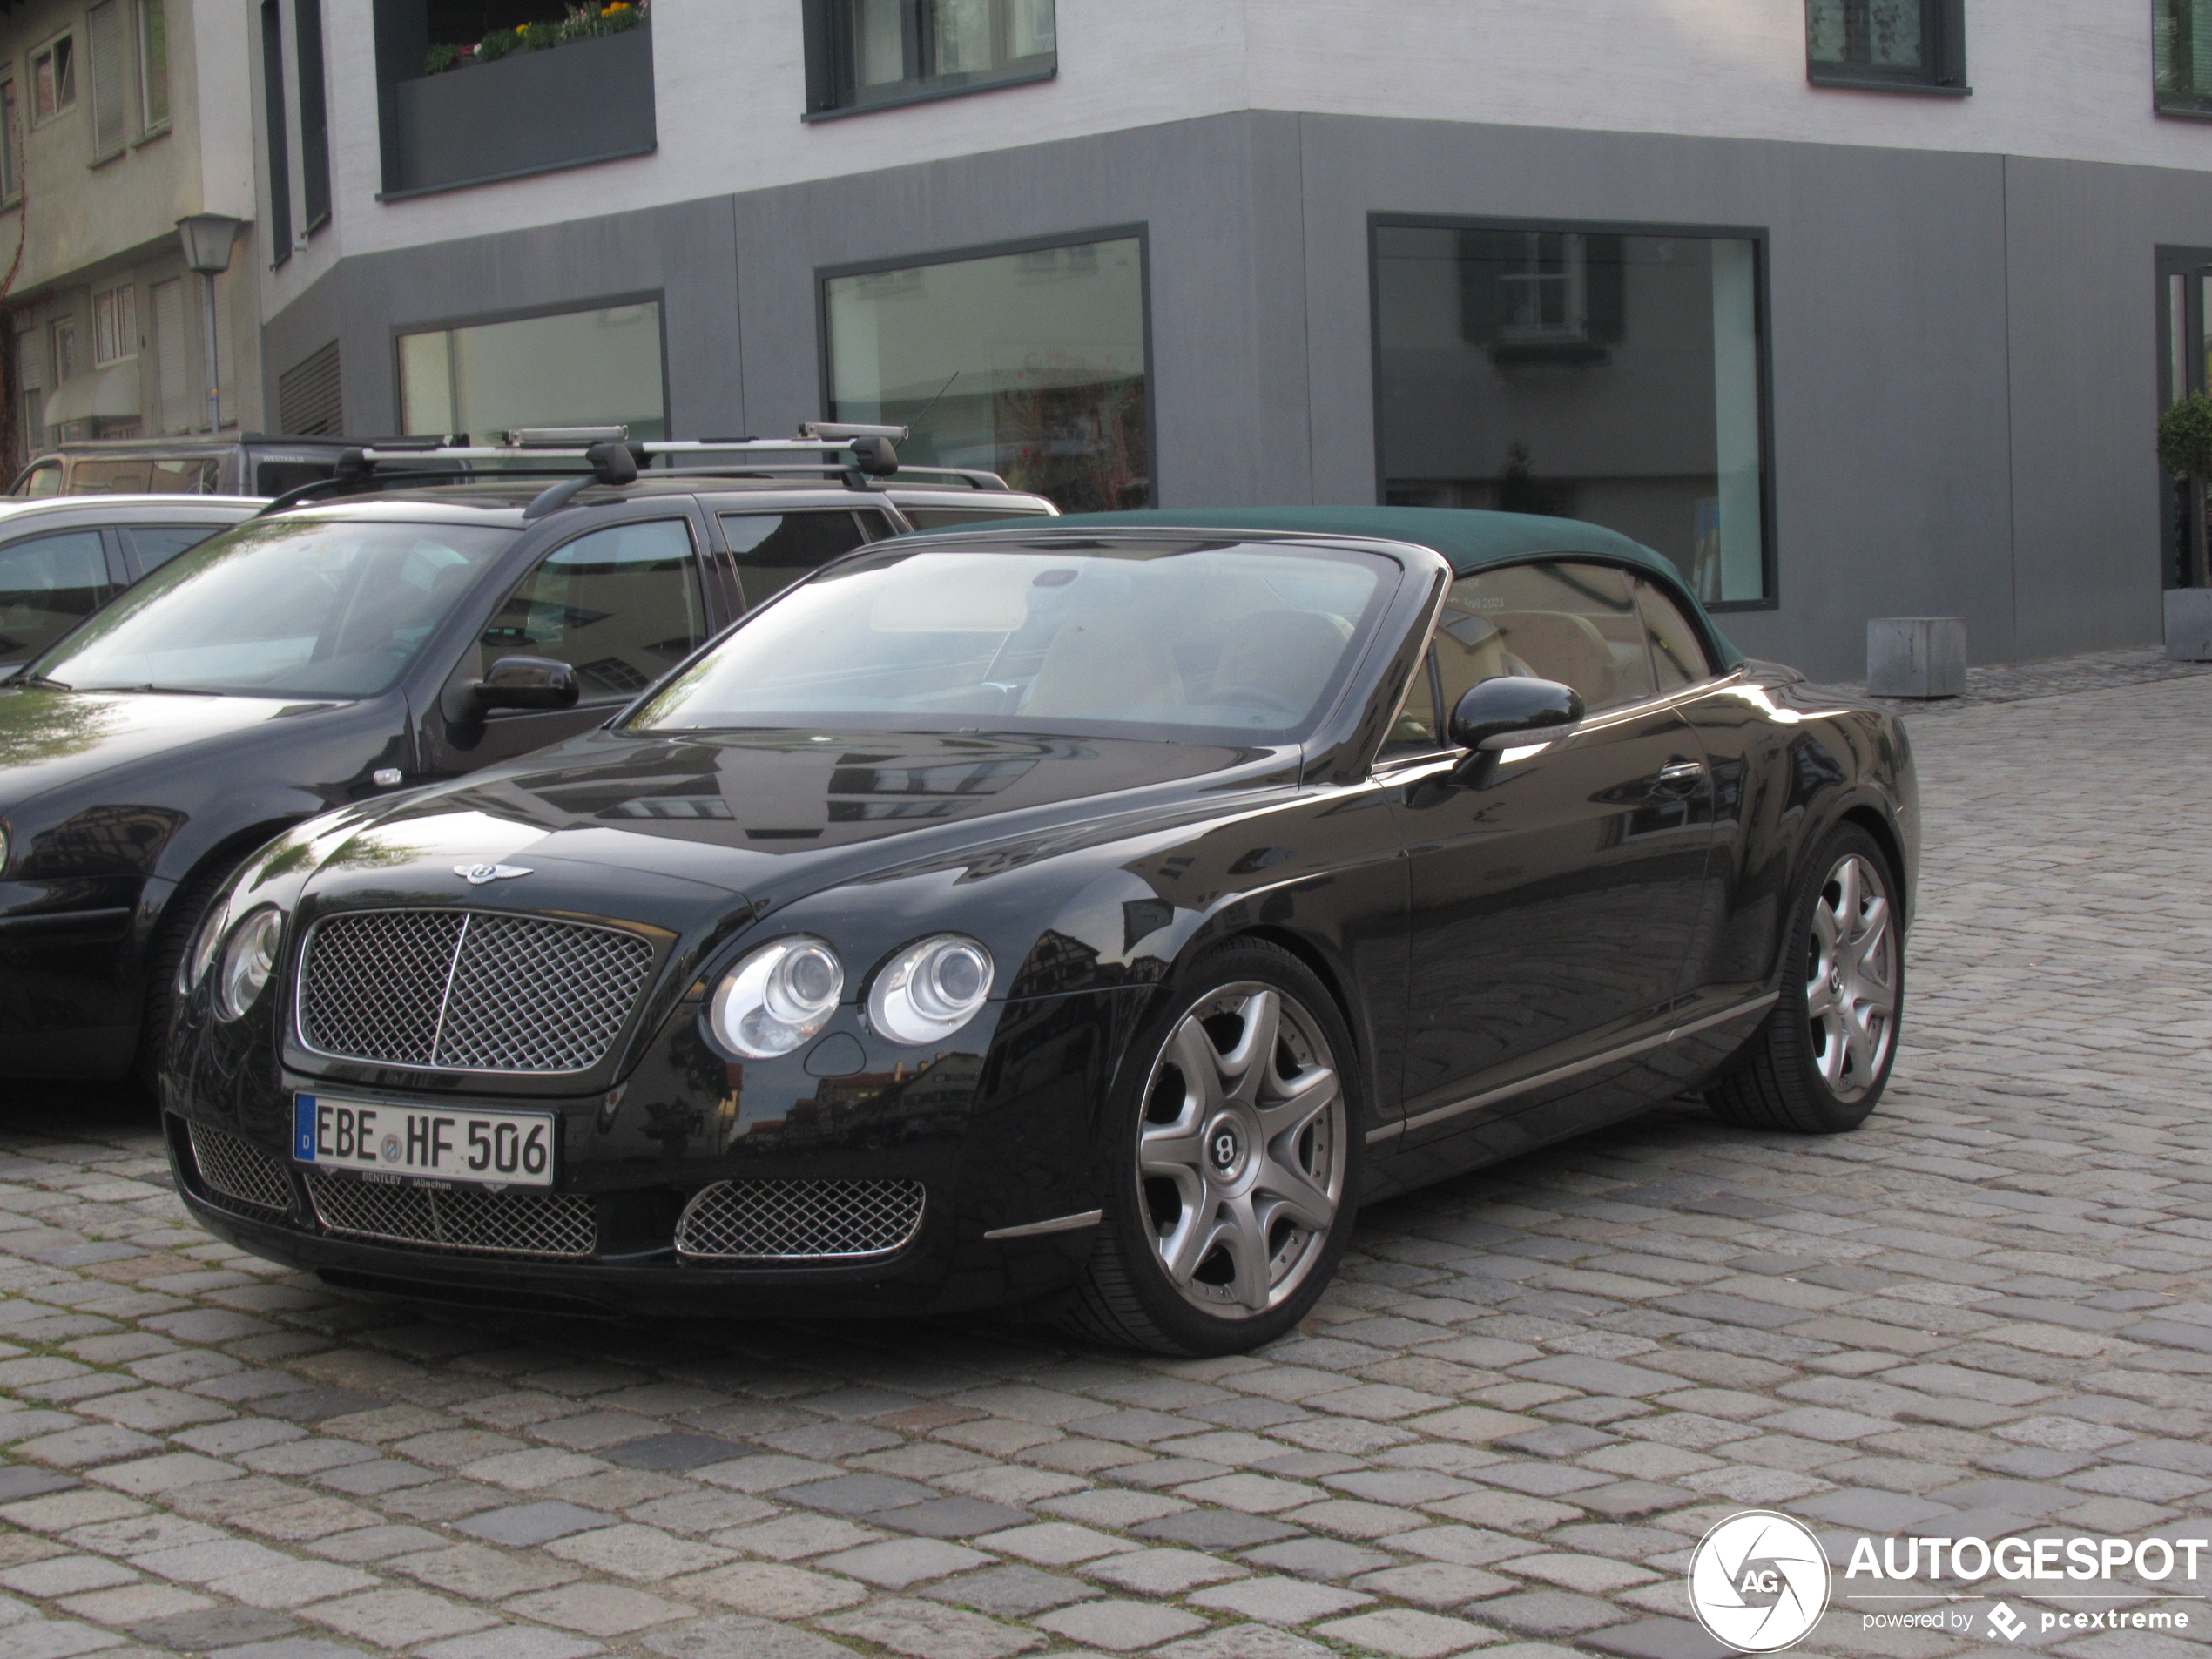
[908,370,959,436]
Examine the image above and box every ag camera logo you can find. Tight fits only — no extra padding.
[1689,1510,1831,1653]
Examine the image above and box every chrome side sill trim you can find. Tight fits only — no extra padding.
[984,1209,1103,1240]
[1367,991,1781,1148]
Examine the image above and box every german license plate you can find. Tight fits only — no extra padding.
[293,1095,556,1189]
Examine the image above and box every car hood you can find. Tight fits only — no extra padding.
[0,686,352,806]
[303,728,1291,913]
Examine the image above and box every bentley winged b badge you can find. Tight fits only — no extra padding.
[455,863,532,886]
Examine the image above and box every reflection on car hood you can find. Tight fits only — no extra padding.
[0,686,347,804]
[320,729,1285,903]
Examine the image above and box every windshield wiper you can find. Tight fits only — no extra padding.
[6,673,72,691]
[77,683,221,697]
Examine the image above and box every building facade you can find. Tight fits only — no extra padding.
[254,2,2212,678]
[1,0,262,465]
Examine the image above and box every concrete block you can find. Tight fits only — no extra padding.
[2164,588,2212,660]
[1867,617,1966,698]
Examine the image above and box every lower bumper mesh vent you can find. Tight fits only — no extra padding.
[189,1124,294,1216]
[305,1171,596,1259]
[677,1178,925,1261]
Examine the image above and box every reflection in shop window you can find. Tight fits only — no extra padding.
[1374,221,1770,606]
[397,301,665,442]
[825,235,1150,515]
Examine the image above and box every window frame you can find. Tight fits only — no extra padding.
[31,32,77,125]
[815,224,1157,511]
[0,78,20,205]
[802,0,1058,121]
[1367,212,1780,614]
[92,283,138,368]
[1804,0,1968,96]
[390,290,671,445]
[138,0,170,132]
[51,316,80,386]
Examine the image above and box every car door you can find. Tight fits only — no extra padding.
[416,513,718,779]
[1384,558,1716,1149]
[718,506,901,614]
[0,529,118,666]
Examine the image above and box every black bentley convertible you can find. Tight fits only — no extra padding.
[164,506,1916,1355]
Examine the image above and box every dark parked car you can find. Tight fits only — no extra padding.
[0,457,961,1086]
[160,506,1918,1355]
[0,495,266,669]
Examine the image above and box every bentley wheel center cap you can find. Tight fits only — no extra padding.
[1205,1116,1249,1182]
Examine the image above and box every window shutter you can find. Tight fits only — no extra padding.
[151,278,189,433]
[278,341,342,436]
[88,1,125,158]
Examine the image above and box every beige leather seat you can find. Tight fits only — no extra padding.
[1498,610,1616,706]
[1022,617,1186,718]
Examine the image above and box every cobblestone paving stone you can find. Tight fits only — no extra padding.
[6,662,2212,1659]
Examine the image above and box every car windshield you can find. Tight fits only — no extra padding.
[32,518,516,698]
[632,539,1394,742]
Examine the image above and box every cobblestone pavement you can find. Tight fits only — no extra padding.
[6,666,2212,1659]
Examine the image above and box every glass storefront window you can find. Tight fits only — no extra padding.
[398,301,666,442]
[825,235,1149,514]
[1373,222,1770,606]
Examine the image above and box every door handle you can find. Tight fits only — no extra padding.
[1656,760,1706,788]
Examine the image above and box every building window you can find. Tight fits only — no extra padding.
[32,35,76,123]
[397,300,666,441]
[139,0,171,129]
[1805,0,1965,91]
[2157,1,2212,117]
[92,285,137,366]
[1,80,20,202]
[17,331,44,458]
[261,0,292,262]
[51,317,79,387]
[805,0,1055,118]
[295,0,330,230]
[87,1,128,158]
[1373,219,1773,608]
[824,233,1150,514]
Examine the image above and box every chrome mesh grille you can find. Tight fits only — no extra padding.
[189,1124,293,1216]
[298,909,653,1073]
[305,1170,597,1258]
[677,1179,926,1261]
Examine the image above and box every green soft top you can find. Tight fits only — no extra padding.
[1004,505,1745,668]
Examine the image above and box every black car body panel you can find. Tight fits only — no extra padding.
[157,513,1920,1321]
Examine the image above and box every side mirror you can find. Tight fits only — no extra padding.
[1448,676,1584,752]
[474,655,579,712]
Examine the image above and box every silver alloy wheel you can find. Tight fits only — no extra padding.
[1136,983,1346,1318]
[1805,853,1898,1103]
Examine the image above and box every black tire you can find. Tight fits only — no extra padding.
[133,851,251,1096]
[1058,940,1364,1356]
[1709,823,1904,1134]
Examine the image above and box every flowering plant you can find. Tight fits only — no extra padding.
[429,2,645,74]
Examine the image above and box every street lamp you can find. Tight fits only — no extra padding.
[176,214,242,435]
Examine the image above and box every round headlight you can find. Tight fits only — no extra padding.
[708,936,845,1059]
[214,907,285,1022]
[869,934,994,1046]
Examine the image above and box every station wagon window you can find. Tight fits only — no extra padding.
[482,519,705,700]
[0,532,111,663]
[719,509,886,611]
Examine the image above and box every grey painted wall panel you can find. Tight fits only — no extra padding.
[2003,157,2168,662]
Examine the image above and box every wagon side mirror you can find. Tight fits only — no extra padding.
[474,655,579,712]
[1448,676,1583,753]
